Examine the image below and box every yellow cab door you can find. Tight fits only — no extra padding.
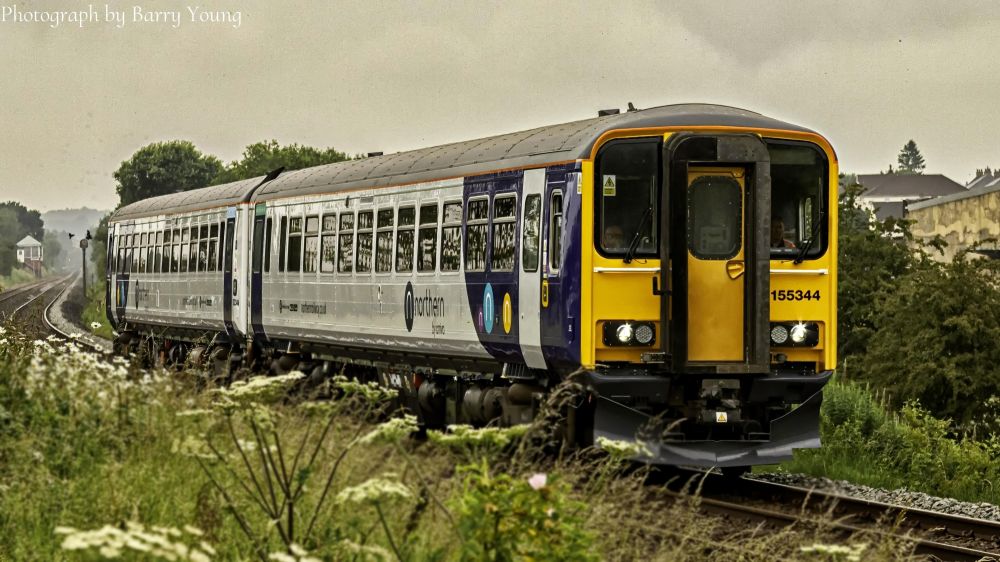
[663,134,770,373]
[686,167,745,361]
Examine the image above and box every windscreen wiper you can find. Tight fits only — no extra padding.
[623,207,653,264]
[793,210,824,265]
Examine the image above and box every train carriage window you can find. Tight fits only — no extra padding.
[550,190,563,272]
[154,241,162,274]
[491,194,517,271]
[198,238,208,272]
[146,245,154,274]
[522,194,541,272]
[210,223,218,239]
[263,217,272,273]
[181,243,190,273]
[140,233,148,246]
[217,221,225,271]
[182,228,191,244]
[440,202,462,272]
[320,214,336,273]
[418,203,438,272]
[465,198,489,272]
[171,243,180,273]
[767,141,829,259]
[395,207,415,273]
[288,216,303,273]
[200,225,208,240]
[138,240,147,273]
[338,212,355,274]
[596,139,659,257]
[278,216,287,273]
[189,232,200,272]
[117,248,125,275]
[356,211,373,273]
[375,209,394,273]
[304,215,320,273]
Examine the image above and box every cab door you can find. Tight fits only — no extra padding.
[685,167,745,362]
[663,134,770,373]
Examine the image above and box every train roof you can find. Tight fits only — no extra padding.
[111,103,815,221]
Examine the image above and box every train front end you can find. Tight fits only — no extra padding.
[579,128,837,468]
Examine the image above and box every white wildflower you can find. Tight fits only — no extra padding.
[57,521,216,561]
[528,473,547,490]
[800,542,867,561]
[427,424,528,448]
[337,476,412,504]
[90,321,101,330]
[358,414,419,444]
[596,436,653,458]
[334,539,392,562]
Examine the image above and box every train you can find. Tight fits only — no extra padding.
[105,103,837,469]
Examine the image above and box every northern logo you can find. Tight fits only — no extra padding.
[404,282,445,332]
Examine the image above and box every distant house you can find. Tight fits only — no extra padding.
[16,235,43,277]
[855,174,966,221]
[909,171,1000,261]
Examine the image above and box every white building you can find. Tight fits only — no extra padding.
[16,235,42,263]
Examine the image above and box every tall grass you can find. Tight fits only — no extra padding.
[780,378,1000,504]
[0,327,934,560]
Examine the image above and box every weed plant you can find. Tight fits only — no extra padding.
[779,378,1000,505]
[0,325,943,560]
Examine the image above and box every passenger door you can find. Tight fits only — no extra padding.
[518,169,546,369]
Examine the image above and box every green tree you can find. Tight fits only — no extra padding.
[837,183,924,359]
[213,140,350,184]
[858,254,1000,425]
[896,139,926,174]
[43,231,63,271]
[114,141,223,207]
[0,202,43,240]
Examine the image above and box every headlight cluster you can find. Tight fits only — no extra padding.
[603,321,656,347]
[770,322,819,347]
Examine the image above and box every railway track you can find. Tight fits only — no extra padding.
[663,469,1000,560]
[0,275,107,349]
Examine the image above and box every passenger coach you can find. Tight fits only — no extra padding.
[106,103,837,468]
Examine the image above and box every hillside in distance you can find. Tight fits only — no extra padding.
[41,207,108,237]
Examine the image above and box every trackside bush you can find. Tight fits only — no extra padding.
[452,460,598,562]
[783,379,1000,504]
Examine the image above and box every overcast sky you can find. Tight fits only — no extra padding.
[3,0,1000,212]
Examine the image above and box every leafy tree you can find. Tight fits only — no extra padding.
[0,202,43,240]
[114,141,223,207]
[896,139,926,174]
[0,203,45,276]
[837,183,924,358]
[858,254,1000,426]
[213,140,350,184]
[43,231,63,271]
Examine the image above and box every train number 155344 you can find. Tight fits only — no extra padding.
[771,289,820,301]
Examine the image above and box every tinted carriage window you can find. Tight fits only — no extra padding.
[465,198,488,272]
[180,243,190,273]
[596,139,659,257]
[154,244,162,273]
[550,191,563,271]
[263,217,272,273]
[687,175,742,260]
[356,210,373,273]
[418,203,438,272]
[491,195,516,271]
[376,208,394,273]
[338,212,354,273]
[396,207,415,272]
[304,215,320,273]
[321,213,336,273]
[768,142,828,259]
[288,216,302,273]
[522,194,541,272]
[171,243,180,273]
[440,202,462,272]
[279,216,287,273]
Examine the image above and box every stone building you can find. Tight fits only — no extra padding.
[908,173,1000,262]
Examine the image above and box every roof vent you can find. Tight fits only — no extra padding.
[367,151,383,157]
[598,108,620,117]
